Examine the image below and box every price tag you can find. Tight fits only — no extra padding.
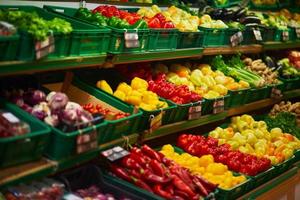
[149,112,163,133]
[35,35,55,59]
[296,28,300,38]
[213,98,225,114]
[124,32,139,48]
[101,146,129,162]
[230,31,243,47]
[282,31,289,41]
[188,102,202,120]
[76,129,98,154]
[253,29,262,41]
[270,87,282,99]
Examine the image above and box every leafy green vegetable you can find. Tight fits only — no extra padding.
[0,9,72,41]
[265,112,300,139]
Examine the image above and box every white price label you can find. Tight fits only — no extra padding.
[124,32,139,48]
[188,102,202,120]
[213,98,225,114]
[253,29,262,41]
[230,31,243,47]
[76,130,98,154]
[101,146,129,162]
[296,28,300,38]
[35,35,55,59]
[282,31,289,41]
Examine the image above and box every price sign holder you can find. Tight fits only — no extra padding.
[101,146,129,162]
[230,31,243,47]
[149,111,163,133]
[213,98,225,114]
[124,30,139,48]
[76,127,98,154]
[296,27,300,38]
[253,28,262,41]
[282,31,289,41]
[35,35,55,59]
[188,101,202,120]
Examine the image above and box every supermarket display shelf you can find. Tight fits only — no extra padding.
[0,55,107,76]
[110,48,204,64]
[0,159,55,189]
[264,41,300,50]
[203,45,263,55]
[238,166,299,199]
[143,112,228,141]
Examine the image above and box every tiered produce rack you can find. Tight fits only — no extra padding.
[1,1,300,199]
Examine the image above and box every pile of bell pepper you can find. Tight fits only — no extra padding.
[111,145,217,200]
[93,5,148,29]
[177,134,271,176]
[148,74,202,104]
[75,7,147,29]
[144,13,175,28]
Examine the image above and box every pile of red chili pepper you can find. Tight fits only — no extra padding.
[82,103,130,120]
[177,134,271,176]
[110,145,217,200]
[148,74,202,104]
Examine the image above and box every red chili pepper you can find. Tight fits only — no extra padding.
[170,166,196,191]
[130,152,148,168]
[142,169,172,184]
[172,175,196,198]
[174,190,190,199]
[131,147,151,163]
[149,159,165,177]
[122,156,142,170]
[131,177,153,193]
[172,196,185,200]
[110,164,131,182]
[194,175,217,192]
[141,145,162,162]
[153,185,173,199]
[192,177,208,197]
[128,168,141,179]
[165,184,174,195]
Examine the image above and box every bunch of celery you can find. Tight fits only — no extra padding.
[211,55,265,87]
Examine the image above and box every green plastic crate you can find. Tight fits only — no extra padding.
[278,0,291,8]
[268,81,285,98]
[216,178,252,200]
[279,77,300,91]
[73,78,142,144]
[44,5,148,54]
[263,27,276,42]
[172,100,203,122]
[177,31,203,49]
[0,34,19,61]
[245,86,272,104]
[148,28,178,51]
[242,27,265,45]
[0,99,51,168]
[223,28,240,46]
[226,88,249,108]
[202,95,230,116]
[0,5,71,61]
[249,166,276,188]
[44,5,111,56]
[294,149,300,162]
[200,27,226,47]
[273,156,296,176]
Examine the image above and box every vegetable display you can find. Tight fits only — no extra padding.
[110,145,217,199]
[243,57,279,85]
[160,144,247,189]
[269,101,300,127]
[96,77,168,111]
[209,114,300,165]
[212,55,265,87]
[277,57,300,78]
[6,89,99,132]
[177,133,271,176]
[0,10,72,40]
